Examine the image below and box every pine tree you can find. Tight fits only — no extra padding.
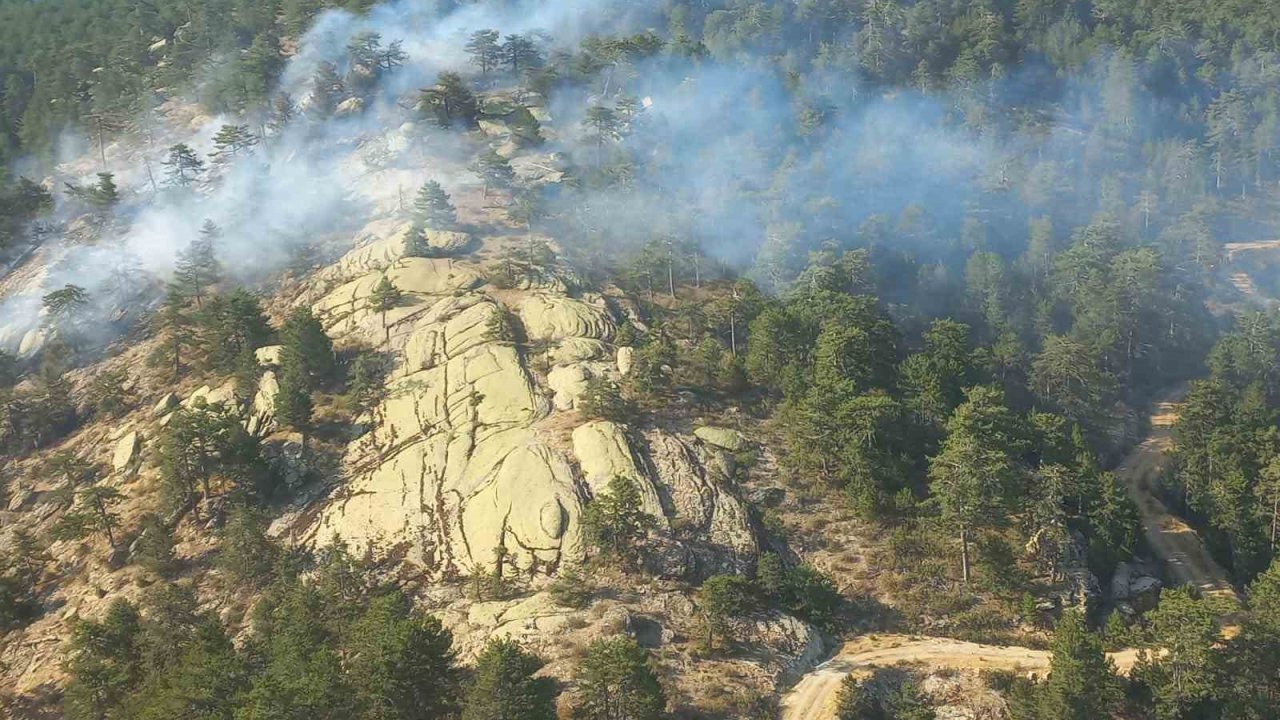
[148,288,196,380]
[52,485,123,548]
[501,34,542,75]
[209,124,258,166]
[368,276,402,341]
[267,93,297,135]
[42,284,89,342]
[465,30,502,75]
[274,365,314,444]
[463,638,556,720]
[310,61,345,118]
[171,221,223,307]
[279,306,335,389]
[1039,610,1121,720]
[573,637,664,720]
[420,72,478,128]
[131,513,176,577]
[162,144,205,188]
[473,148,514,198]
[581,475,653,570]
[411,180,456,230]
[344,592,461,720]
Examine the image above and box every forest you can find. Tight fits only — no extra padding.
[2,0,1280,718]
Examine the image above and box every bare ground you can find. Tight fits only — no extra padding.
[779,385,1237,720]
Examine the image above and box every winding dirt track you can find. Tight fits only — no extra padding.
[780,387,1238,720]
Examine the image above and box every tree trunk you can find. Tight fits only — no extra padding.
[1271,497,1278,553]
[960,528,971,584]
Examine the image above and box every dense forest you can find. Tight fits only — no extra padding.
[4,0,1280,718]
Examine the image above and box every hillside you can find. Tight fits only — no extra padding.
[7,1,1280,719]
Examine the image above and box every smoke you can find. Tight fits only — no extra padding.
[0,0,1245,353]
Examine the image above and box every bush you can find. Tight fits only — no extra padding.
[549,564,593,608]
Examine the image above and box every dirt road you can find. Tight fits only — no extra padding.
[1118,387,1240,606]
[780,387,1238,720]
[780,635,1144,720]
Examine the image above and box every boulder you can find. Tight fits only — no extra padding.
[547,364,592,411]
[247,371,279,436]
[423,229,473,255]
[18,328,44,357]
[112,432,140,474]
[335,97,364,116]
[152,392,179,417]
[616,346,634,376]
[478,118,509,137]
[693,426,748,452]
[255,345,283,367]
[571,421,665,523]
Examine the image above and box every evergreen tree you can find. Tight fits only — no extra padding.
[1039,610,1121,720]
[209,124,258,166]
[411,180,456,230]
[927,387,1025,583]
[344,592,461,720]
[581,475,653,570]
[473,148,515,198]
[368,275,402,341]
[463,638,556,720]
[573,637,664,720]
[162,144,205,188]
[131,513,176,577]
[501,34,542,75]
[274,365,314,443]
[465,30,502,75]
[279,305,335,388]
[148,288,196,379]
[171,221,223,307]
[420,72,478,128]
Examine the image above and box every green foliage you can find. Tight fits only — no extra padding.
[196,289,272,372]
[158,401,265,513]
[420,72,478,128]
[217,507,277,586]
[548,564,594,608]
[410,180,456,230]
[577,376,633,422]
[171,221,224,307]
[345,350,390,410]
[462,638,556,720]
[1038,610,1121,720]
[697,574,755,651]
[344,593,460,720]
[280,305,335,389]
[573,637,664,720]
[131,513,177,577]
[835,670,934,720]
[86,367,133,418]
[581,475,654,570]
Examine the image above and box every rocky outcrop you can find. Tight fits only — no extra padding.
[111,431,140,474]
[301,223,757,581]
[693,426,748,453]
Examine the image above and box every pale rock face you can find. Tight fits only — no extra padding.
[516,294,614,343]
[17,328,44,357]
[571,421,668,524]
[547,364,592,411]
[616,346,634,376]
[151,392,179,417]
[303,222,757,580]
[693,426,748,453]
[246,371,279,437]
[255,345,283,367]
[642,430,758,572]
[112,431,140,474]
[184,381,237,409]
